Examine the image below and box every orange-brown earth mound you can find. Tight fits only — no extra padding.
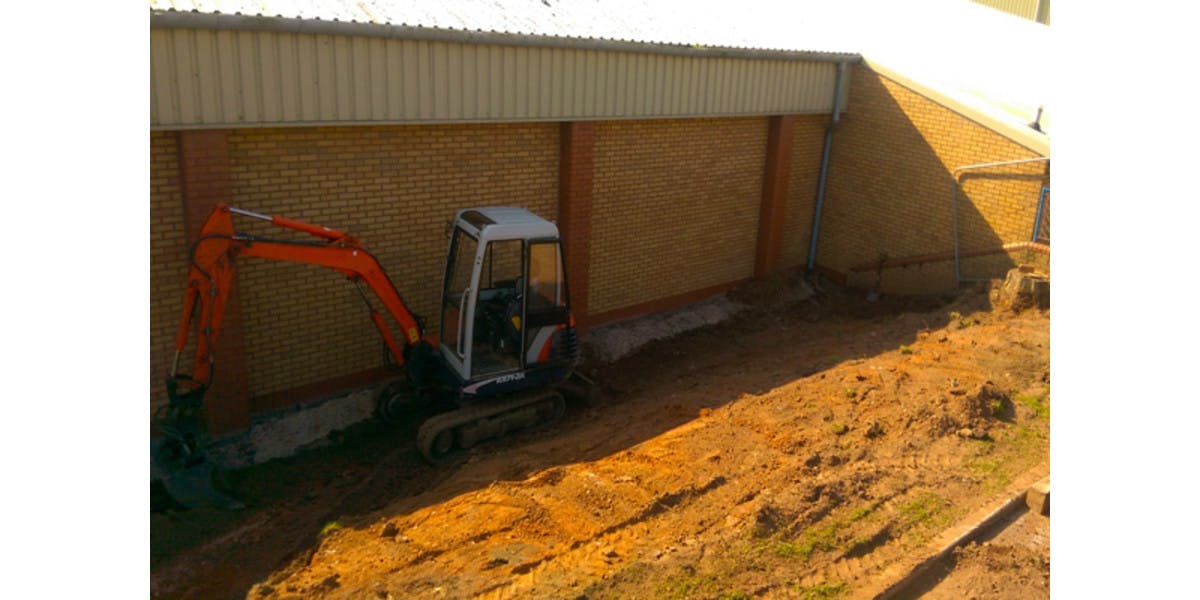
[152,281,1049,600]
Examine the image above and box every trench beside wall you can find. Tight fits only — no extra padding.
[815,66,1049,292]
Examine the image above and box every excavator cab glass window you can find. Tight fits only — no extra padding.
[441,228,477,360]
[472,240,524,377]
[523,241,570,366]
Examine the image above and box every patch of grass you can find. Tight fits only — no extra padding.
[658,573,753,600]
[990,398,1006,418]
[963,424,1047,493]
[657,574,719,600]
[318,521,344,538]
[793,581,849,599]
[771,500,883,564]
[848,501,879,522]
[897,492,955,533]
[965,455,1011,492]
[1009,424,1047,456]
[968,456,1003,475]
[776,521,840,561]
[1016,393,1049,420]
[963,430,1006,489]
[898,345,914,355]
[947,311,977,329]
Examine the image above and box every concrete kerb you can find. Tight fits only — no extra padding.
[868,466,1050,599]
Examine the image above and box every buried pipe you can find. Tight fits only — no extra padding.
[952,157,1049,285]
[805,61,848,276]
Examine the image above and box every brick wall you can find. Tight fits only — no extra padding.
[150,131,189,417]
[817,66,1049,290]
[155,86,1042,426]
[781,115,831,269]
[588,117,767,317]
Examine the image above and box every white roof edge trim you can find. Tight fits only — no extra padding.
[862,57,1048,157]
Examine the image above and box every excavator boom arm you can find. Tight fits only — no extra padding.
[170,203,424,393]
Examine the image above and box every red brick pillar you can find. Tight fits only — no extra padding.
[558,122,594,335]
[755,115,796,278]
[177,130,250,437]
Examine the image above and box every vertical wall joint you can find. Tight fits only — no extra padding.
[755,115,795,278]
[558,122,594,335]
[177,129,250,436]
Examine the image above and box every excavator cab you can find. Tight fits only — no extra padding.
[439,207,577,398]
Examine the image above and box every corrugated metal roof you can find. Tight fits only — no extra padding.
[149,27,846,128]
[970,0,1049,25]
[148,0,1049,142]
[148,0,861,58]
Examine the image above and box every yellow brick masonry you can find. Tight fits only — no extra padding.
[817,66,1048,282]
[781,114,830,268]
[150,131,191,416]
[588,117,767,315]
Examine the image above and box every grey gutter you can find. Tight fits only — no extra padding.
[150,10,862,64]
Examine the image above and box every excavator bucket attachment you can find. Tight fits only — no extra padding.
[151,380,245,510]
[151,440,244,510]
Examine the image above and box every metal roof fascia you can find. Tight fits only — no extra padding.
[149,10,862,64]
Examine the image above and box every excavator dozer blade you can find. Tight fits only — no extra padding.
[556,370,600,406]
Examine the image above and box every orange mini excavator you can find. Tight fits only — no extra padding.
[154,203,585,508]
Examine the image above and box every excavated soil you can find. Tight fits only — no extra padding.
[917,510,1050,599]
[150,278,1050,599]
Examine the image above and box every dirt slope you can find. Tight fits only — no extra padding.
[151,280,1050,600]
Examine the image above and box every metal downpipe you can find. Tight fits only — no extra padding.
[952,157,1050,285]
[1032,186,1050,242]
[806,61,848,275]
